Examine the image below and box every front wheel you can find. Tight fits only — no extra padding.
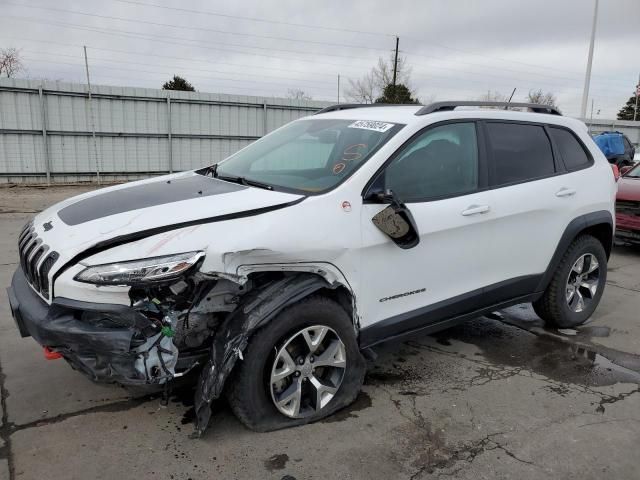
[226,295,365,431]
[533,235,607,328]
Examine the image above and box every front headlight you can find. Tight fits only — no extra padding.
[74,251,205,286]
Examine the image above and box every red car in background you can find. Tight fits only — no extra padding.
[616,163,640,244]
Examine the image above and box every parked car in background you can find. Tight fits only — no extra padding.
[616,162,640,244]
[7,101,616,436]
[593,131,636,168]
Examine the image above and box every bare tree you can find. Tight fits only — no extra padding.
[346,55,414,103]
[527,89,557,107]
[0,48,24,78]
[286,88,312,101]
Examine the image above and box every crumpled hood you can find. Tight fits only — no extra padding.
[33,171,303,265]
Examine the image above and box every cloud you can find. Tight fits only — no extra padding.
[1,0,638,118]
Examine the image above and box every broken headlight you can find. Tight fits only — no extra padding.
[74,251,205,286]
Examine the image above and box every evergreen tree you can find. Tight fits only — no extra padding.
[162,75,195,91]
[375,84,419,104]
[617,91,640,121]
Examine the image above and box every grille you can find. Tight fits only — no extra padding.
[18,222,59,299]
[616,200,640,217]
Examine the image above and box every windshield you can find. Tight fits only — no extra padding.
[215,119,404,193]
[625,163,640,178]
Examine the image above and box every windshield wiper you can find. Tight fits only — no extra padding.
[216,173,273,191]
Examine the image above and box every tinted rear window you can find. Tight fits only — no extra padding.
[549,127,592,170]
[486,123,555,186]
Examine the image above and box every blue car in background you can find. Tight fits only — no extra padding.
[593,131,636,167]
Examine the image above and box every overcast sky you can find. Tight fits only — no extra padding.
[1,0,638,118]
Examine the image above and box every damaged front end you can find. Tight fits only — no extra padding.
[9,253,338,436]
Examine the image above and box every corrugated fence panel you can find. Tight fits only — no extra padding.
[0,134,45,173]
[0,90,41,131]
[0,78,330,183]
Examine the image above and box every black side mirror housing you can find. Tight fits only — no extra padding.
[370,189,420,249]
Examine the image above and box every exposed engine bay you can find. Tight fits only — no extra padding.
[125,275,248,384]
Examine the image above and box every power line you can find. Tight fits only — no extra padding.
[5,1,391,53]
[4,15,370,70]
[0,36,341,79]
[21,50,337,87]
[111,0,393,38]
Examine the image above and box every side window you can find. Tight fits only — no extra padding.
[486,123,555,186]
[384,122,478,202]
[548,127,592,171]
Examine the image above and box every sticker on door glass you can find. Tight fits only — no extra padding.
[348,120,395,133]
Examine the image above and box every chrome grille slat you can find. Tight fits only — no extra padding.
[17,221,59,300]
[39,251,59,297]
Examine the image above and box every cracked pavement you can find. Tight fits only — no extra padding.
[1,185,640,480]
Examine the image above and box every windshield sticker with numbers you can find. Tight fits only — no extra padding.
[348,120,395,133]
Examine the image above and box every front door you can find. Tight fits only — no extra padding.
[358,121,496,338]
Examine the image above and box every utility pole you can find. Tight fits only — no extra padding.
[83,46,100,185]
[580,0,599,119]
[337,74,340,104]
[392,36,399,88]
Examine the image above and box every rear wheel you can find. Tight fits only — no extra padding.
[226,295,365,431]
[533,235,607,328]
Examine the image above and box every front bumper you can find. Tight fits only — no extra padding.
[7,267,149,384]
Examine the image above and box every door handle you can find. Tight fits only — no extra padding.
[461,205,490,216]
[556,188,576,198]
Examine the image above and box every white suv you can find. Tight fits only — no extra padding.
[7,101,616,435]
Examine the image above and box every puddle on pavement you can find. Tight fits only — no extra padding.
[366,316,640,393]
[433,318,640,388]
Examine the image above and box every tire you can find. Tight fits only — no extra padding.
[532,234,607,328]
[225,295,366,432]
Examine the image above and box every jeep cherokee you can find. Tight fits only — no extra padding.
[6,101,616,435]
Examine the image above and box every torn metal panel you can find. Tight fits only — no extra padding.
[193,273,333,436]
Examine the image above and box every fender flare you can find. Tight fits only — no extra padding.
[535,210,613,293]
[192,272,335,436]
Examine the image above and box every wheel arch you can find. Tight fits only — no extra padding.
[193,270,357,436]
[536,210,613,293]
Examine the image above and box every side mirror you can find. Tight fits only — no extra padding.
[620,165,633,176]
[371,189,420,249]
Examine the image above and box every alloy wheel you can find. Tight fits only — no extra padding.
[269,325,346,418]
[565,253,600,313]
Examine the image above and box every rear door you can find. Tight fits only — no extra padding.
[480,121,583,299]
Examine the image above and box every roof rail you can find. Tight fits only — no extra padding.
[314,103,419,115]
[415,101,562,116]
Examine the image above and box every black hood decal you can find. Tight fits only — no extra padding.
[58,175,246,226]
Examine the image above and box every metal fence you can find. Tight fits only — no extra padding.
[0,78,330,184]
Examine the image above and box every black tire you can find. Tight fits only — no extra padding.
[532,235,607,328]
[225,295,366,432]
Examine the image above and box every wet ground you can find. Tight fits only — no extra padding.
[1,185,640,479]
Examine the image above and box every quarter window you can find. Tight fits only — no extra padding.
[548,127,592,171]
[384,122,479,202]
[486,123,555,186]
